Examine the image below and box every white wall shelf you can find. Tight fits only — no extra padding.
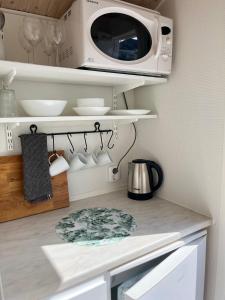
[0,60,167,94]
[0,114,157,125]
[0,61,162,151]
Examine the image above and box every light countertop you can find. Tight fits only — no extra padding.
[0,191,211,300]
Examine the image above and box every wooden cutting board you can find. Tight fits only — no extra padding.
[0,152,70,223]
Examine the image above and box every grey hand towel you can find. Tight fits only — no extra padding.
[20,133,53,202]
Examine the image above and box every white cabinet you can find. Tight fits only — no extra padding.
[49,276,108,300]
[124,237,206,300]
[111,234,206,300]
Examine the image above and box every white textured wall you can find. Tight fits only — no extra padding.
[135,0,225,299]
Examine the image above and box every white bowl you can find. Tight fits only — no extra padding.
[76,98,105,107]
[73,107,111,116]
[20,100,67,117]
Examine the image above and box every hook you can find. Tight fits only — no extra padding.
[83,133,88,152]
[51,134,56,154]
[95,122,104,150]
[94,122,101,132]
[99,132,104,151]
[30,124,37,134]
[67,134,75,154]
[107,131,115,150]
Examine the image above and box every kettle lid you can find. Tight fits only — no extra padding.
[133,159,149,164]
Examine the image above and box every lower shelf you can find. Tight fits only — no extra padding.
[0,114,157,124]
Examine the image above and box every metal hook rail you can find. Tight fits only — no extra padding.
[30,122,112,136]
[28,122,115,150]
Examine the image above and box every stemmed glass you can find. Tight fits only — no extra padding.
[23,17,43,64]
[42,34,55,66]
[47,20,65,66]
[18,26,32,63]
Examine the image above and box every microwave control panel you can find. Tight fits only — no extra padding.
[160,26,173,60]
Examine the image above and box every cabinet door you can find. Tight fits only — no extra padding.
[50,276,108,300]
[125,237,206,300]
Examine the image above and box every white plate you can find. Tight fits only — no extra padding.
[110,109,151,116]
[76,98,104,107]
[73,107,111,116]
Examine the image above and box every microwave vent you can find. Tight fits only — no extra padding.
[61,46,73,61]
[65,49,69,59]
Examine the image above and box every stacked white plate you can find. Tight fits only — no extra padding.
[110,109,151,115]
[73,98,111,116]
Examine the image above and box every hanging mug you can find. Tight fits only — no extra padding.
[84,153,98,168]
[96,151,113,166]
[49,153,70,177]
[70,153,87,172]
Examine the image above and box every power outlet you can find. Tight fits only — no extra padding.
[108,165,120,182]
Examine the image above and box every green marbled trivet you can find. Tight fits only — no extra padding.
[55,208,137,246]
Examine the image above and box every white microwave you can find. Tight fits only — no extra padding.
[60,0,173,77]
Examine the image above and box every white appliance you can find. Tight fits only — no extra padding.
[112,234,206,300]
[60,0,173,76]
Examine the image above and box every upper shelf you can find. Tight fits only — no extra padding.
[0,61,167,93]
[0,114,157,125]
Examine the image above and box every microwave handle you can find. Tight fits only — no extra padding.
[155,18,162,57]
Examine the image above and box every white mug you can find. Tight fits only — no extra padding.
[70,153,87,172]
[85,153,98,168]
[49,153,70,177]
[96,151,113,166]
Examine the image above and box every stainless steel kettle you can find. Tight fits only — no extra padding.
[128,159,163,200]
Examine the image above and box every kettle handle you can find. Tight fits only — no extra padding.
[147,161,164,192]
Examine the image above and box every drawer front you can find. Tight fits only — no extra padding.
[49,276,108,300]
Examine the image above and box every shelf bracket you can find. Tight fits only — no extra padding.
[112,121,119,140]
[4,122,20,151]
[113,80,146,96]
[113,79,146,112]
[5,124,14,151]
[129,118,139,123]
[112,80,146,138]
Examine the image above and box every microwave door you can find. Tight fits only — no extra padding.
[155,18,163,58]
[145,17,161,58]
[111,30,141,61]
[91,13,153,62]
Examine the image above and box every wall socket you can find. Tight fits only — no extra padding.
[108,165,120,182]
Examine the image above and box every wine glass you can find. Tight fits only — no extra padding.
[42,34,55,66]
[47,20,65,66]
[23,17,43,64]
[18,26,32,63]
